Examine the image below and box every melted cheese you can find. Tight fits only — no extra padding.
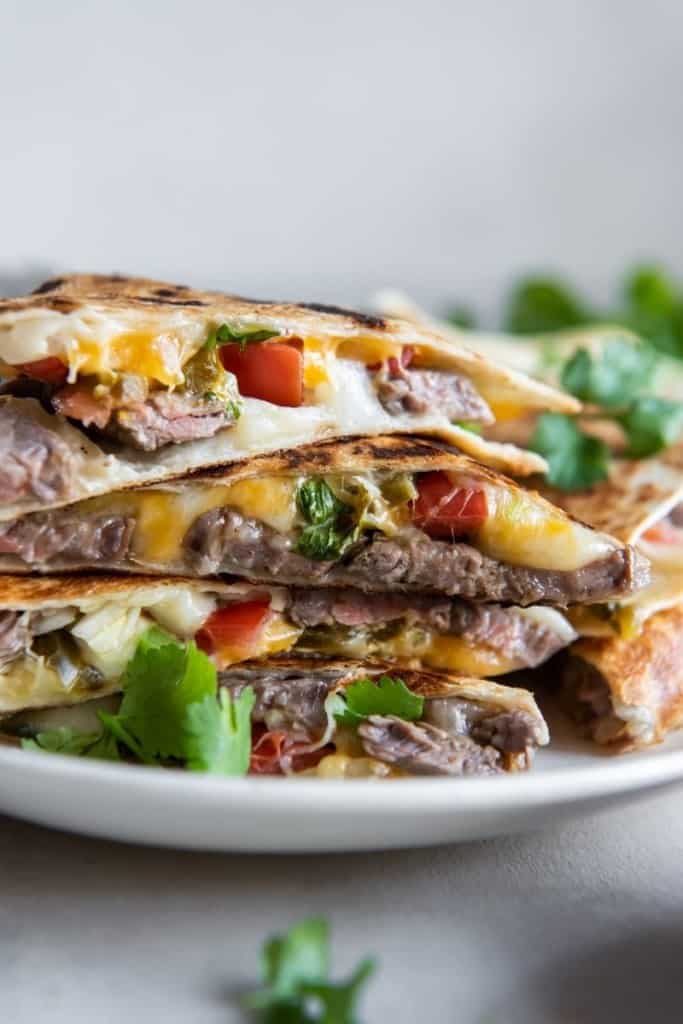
[0,655,118,714]
[475,482,613,571]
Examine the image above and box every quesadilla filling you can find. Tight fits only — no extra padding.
[0,467,647,605]
[1,656,548,778]
[557,654,657,747]
[0,314,500,508]
[0,580,574,716]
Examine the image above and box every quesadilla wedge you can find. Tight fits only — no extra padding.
[0,573,576,716]
[0,274,582,520]
[557,603,683,750]
[542,447,683,749]
[2,654,549,777]
[0,436,647,607]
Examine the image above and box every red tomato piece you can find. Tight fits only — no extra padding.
[195,599,271,655]
[16,356,68,384]
[412,471,488,538]
[642,520,683,545]
[250,728,288,775]
[219,341,303,406]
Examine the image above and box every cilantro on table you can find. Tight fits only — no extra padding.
[244,917,376,1024]
[296,479,359,561]
[332,676,424,728]
[530,413,610,491]
[206,322,280,352]
[23,628,255,776]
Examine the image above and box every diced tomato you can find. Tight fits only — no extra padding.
[16,356,68,384]
[219,340,303,406]
[249,726,334,776]
[642,520,683,545]
[412,471,488,538]
[196,599,271,656]
[250,728,288,775]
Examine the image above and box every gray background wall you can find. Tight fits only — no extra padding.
[2,0,682,314]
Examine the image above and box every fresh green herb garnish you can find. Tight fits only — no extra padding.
[296,479,358,562]
[244,917,376,1024]
[618,397,683,458]
[333,676,424,728]
[505,277,590,334]
[560,339,656,408]
[206,322,280,352]
[23,629,254,776]
[23,726,119,760]
[184,687,255,774]
[530,413,610,491]
[446,305,478,330]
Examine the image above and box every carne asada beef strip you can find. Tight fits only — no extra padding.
[0,511,135,566]
[373,362,494,423]
[184,507,646,606]
[288,589,569,667]
[357,715,502,775]
[53,385,237,452]
[218,665,346,740]
[0,401,80,505]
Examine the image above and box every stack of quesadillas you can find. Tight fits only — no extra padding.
[0,275,649,777]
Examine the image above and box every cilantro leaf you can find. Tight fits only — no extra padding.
[504,277,590,334]
[530,413,610,491]
[22,726,119,760]
[114,628,216,762]
[446,305,477,329]
[184,686,255,775]
[621,266,683,359]
[334,676,424,728]
[296,479,358,562]
[618,397,683,458]
[245,917,376,1024]
[560,339,656,408]
[206,322,279,352]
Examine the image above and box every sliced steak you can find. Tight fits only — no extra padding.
[99,391,237,451]
[336,535,648,607]
[288,588,452,631]
[184,506,645,605]
[184,506,332,580]
[373,363,494,423]
[0,400,79,505]
[0,611,30,668]
[423,697,547,753]
[0,511,135,568]
[448,604,570,666]
[357,715,502,776]
[218,665,345,740]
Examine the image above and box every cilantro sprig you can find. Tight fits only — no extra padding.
[296,479,359,562]
[23,628,255,776]
[530,413,610,491]
[244,917,376,1024]
[332,676,424,728]
[206,322,280,353]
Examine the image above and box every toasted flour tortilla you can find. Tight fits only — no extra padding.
[558,602,683,750]
[0,569,576,714]
[0,436,645,612]
[0,275,584,522]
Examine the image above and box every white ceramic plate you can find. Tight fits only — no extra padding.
[2,711,683,851]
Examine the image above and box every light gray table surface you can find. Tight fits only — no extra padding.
[2,785,683,1024]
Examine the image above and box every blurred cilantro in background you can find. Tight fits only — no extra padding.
[446,264,683,490]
